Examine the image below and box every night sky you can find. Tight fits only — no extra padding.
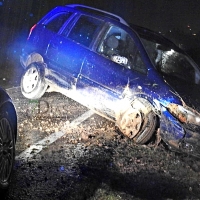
[0,1,199,124]
[1,0,200,33]
[0,0,200,65]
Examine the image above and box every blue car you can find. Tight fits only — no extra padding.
[0,87,17,189]
[20,4,200,157]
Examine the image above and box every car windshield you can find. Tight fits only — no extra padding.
[140,37,200,84]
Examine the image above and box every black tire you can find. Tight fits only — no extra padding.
[21,62,47,99]
[0,103,17,189]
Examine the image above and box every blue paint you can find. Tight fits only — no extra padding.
[20,4,200,157]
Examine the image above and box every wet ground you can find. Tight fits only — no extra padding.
[0,85,199,199]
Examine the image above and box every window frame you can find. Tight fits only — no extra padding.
[65,14,104,48]
[42,11,73,33]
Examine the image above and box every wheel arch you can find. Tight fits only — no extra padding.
[0,101,17,143]
[21,52,44,68]
[130,94,156,108]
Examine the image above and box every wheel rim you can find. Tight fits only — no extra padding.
[22,66,39,93]
[0,118,14,183]
[120,108,142,139]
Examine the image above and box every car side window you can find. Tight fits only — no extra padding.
[44,12,72,33]
[67,15,103,47]
[97,26,147,74]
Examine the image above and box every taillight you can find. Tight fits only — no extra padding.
[27,24,37,40]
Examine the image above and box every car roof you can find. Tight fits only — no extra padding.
[66,4,129,26]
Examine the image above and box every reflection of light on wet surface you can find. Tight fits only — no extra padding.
[16,110,94,160]
[6,86,90,149]
[59,166,65,171]
[59,86,135,121]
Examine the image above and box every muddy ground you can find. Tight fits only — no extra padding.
[0,87,199,200]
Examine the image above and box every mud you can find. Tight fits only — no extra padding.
[0,88,200,200]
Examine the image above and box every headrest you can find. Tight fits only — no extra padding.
[106,35,119,49]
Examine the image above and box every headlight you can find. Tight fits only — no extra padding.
[167,103,200,125]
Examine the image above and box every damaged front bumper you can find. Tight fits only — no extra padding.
[160,106,200,158]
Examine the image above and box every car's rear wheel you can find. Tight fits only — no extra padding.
[21,62,47,99]
[0,104,16,189]
[116,98,157,144]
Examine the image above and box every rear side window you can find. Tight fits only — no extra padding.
[67,15,103,47]
[44,12,72,33]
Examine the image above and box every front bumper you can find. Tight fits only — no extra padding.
[160,107,200,158]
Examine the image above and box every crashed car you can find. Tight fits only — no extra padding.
[20,4,200,157]
[0,87,17,189]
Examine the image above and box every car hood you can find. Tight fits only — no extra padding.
[163,75,200,111]
[130,24,200,112]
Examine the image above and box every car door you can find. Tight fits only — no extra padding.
[26,11,73,55]
[46,14,104,85]
[78,25,148,116]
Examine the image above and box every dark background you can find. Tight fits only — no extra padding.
[1,0,199,43]
[0,0,200,87]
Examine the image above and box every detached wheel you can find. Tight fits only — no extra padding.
[116,98,157,144]
[21,62,47,99]
[0,104,17,189]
